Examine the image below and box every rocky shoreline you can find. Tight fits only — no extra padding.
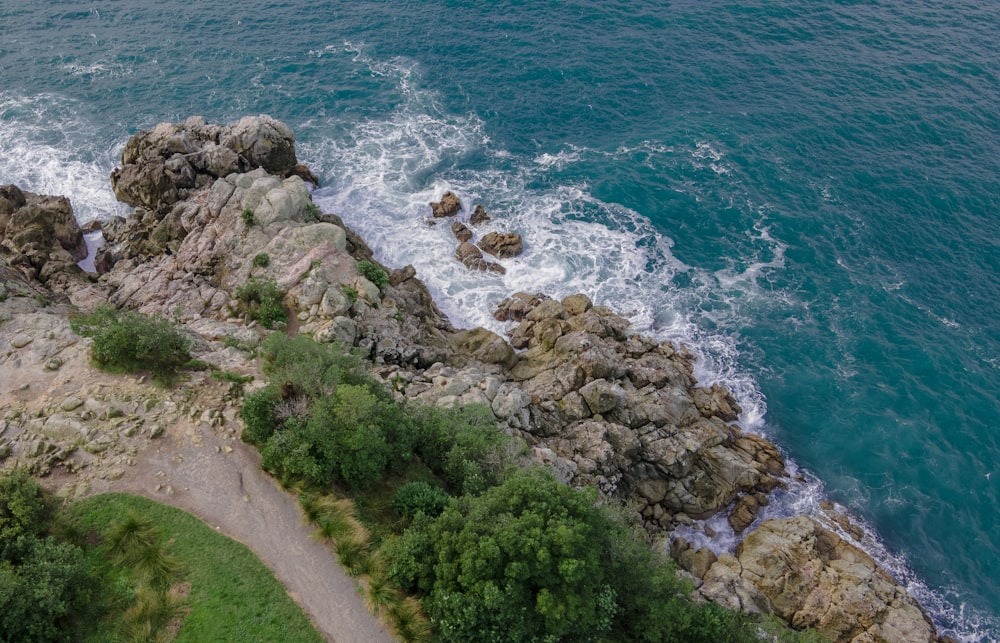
[0,116,945,642]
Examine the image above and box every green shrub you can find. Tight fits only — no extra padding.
[343,286,358,304]
[0,532,93,642]
[0,469,49,551]
[241,208,255,226]
[235,278,287,329]
[389,468,617,643]
[240,385,282,445]
[252,253,270,268]
[70,306,191,383]
[304,203,321,217]
[392,481,449,519]
[410,403,519,495]
[358,260,389,291]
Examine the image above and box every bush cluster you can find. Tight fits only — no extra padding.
[235,278,287,329]
[241,335,517,494]
[240,335,821,643]
[357,260,389,291]
[70,305,191,382]
[0,470,94,642]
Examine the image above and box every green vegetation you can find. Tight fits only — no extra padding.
[70,305,192,384]
[252,253,270,268]
[0,470,94,643]
[241,208,255,226]
[235,278,287,329]
[343,285,358,304]
[358,260,389,291]
[65,493,324,643]
[304,202,321,217]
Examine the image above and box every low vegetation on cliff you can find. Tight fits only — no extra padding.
[241,334,823,643]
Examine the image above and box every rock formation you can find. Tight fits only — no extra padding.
[478,230,523,258]
[429,191,461,218]
[0,116,945,642]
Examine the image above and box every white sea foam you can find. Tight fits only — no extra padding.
[0,93,128,225]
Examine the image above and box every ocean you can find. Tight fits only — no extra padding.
[1,1,997,639]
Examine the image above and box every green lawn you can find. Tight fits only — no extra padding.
[65,493,324,643]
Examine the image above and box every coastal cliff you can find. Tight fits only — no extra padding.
[0,116,941,642]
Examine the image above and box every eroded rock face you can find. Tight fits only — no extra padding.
[110,115,298,211]
[700,516,937,643]
[0,185,86,282]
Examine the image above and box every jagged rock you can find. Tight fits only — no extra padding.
[673,538,718,580]
[450,220,472,242]
[469,204,491,226]
[287,163,319,187]
[579,379,625,415]
[561,293,592,316]
[219,115,297,176]
[494,292,548,322]
[478,231,523,258]
[728,493,760,533]
[0,187,87,277]
[111,115,298,211]
[732,517,937,643]
[430,191,462,218]
[455,241,505,274]
[450,327,516,368]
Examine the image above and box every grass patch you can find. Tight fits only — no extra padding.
[65,494,324,643]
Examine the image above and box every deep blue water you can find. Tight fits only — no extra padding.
[2,2,997,639]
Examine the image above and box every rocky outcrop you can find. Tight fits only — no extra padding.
[469,204,491,226]
[478,231,523,258]
[429,191,461,218]
[455,241,505,274]
[110,115,298,212]
[0,184,87,283]
[700,516,937,643]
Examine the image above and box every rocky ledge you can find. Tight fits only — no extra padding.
[0,116,943,642]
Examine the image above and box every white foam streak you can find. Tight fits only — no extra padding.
[0,93,127,225]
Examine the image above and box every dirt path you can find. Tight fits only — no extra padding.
[100,423,394,643]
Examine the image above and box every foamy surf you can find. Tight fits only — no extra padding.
[0,92,128,225]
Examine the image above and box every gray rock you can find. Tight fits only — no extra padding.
[579,379,625,415]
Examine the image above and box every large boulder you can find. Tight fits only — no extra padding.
[478,231,523,258]
[111,115,300,211]
[219,115,297,176]
[712,516,938,643]
[430,191,462,218]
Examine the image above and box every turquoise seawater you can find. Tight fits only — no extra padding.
[2,2,997,639]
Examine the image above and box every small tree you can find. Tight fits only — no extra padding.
[389,468,617,642]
